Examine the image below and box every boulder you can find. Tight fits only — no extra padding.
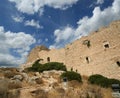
[28,76,38,85]
[21,73,29,81]
[35,72,40,76]
[8,80,22,89]
[35,78,43,84]
[13,75,23,81]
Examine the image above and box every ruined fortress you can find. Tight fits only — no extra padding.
[22,20,120,79]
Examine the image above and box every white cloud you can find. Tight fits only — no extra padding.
[44,0,78,10]
[37,39,42,44]
[49,26,75,48]
[12,16,24,22]
[9,0,78,14]
[54,27,75,43]
[0,26,36,66]
[9,0,35,14]
[89,0,104,8]
[96,0,104,4]
[12,16,43,29]
[45,38,48,42]
[25,19,43,29]
[39,8,44,16]
[50,0,120,48]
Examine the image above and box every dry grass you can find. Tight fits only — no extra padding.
[3,68,20,79]
[0,69,113,98]
[35,78,43,84]
[8,81,22,89]
[68,80,82,88]
[30,89,48,98]
[0,79,9,98]
[7,89,20,98]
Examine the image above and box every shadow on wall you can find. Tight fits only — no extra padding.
[116,61,120,67]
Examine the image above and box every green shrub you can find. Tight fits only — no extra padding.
[61,71,82,82]
[83,40,91,48]
[88,74,109,87]
[109,79,120,85]
[45,62,66,70]
[88,74,120,88]
[32,59,42,69]
[26,59,42,72]
[38,62,67,72]
[27,61,67,72]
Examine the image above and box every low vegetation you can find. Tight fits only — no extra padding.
[27,60,67,72]
[8,81,22,89]
[83,40,91,48]
[61,71,82,82]
[88,74,120,88]
[27,60,120,88]
[4,71,19,79]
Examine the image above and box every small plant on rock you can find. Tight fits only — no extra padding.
[83,40,91,48]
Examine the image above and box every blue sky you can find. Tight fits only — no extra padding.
[0,0,120,66]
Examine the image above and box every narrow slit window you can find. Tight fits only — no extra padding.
[86,57,90,64]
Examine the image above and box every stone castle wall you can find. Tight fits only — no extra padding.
[64,21,120,79]
[38,48,65,64]
[24,20,120,79]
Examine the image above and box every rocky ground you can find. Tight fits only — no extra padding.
[0,68,112,98]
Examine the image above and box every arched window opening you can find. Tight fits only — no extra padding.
[116,61,120,67]
[47,57,50,62]
[103,41,110,49]
[104,44,109,48]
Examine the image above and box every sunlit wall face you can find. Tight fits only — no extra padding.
[0,0,120,67]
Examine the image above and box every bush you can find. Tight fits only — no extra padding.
[88,74,120,88]
[61,71,82,82]
[41,62,67,71]
[32,59,42,71]
[88,74,108,87]
[109,79,120,85]
[27,61,67,72]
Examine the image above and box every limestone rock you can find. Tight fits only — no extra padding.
[13,75,23,81]
[21,72,29,81]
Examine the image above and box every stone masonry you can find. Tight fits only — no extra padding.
[22,20,120,79]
